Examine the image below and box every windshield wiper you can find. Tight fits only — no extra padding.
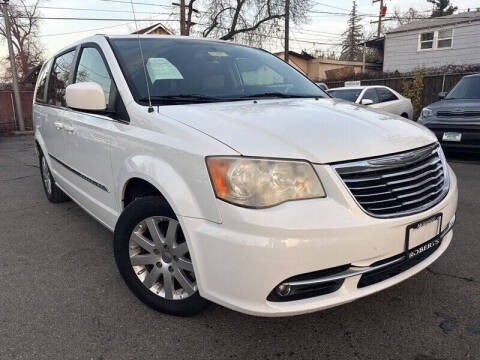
[138,94,227,103]
[238,92,319,99]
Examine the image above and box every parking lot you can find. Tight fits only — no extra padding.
[0,135,479,360]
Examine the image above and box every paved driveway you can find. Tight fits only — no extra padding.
[0,136,479,360]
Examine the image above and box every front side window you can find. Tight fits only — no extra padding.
[327,89,362,102]
[376,88,398,103]
[109,38,326,104]
[75,47,113,107]
[48,50,76,107]
[35,60,50,103]
[446,76,480,100]
[362,88,379,104]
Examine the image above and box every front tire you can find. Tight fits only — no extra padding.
[114,196,209,316]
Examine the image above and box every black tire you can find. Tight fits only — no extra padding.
[38,150,70,203]
[114,196,209,316]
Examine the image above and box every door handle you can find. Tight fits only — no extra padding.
[54,121,64,130]
[64,125,75,134]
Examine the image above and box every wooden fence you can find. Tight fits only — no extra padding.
[0,91,34,134]
[325,72,475,118]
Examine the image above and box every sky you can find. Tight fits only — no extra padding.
[1,0,479,73]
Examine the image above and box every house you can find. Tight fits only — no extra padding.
[381,10,480,72]
[275,51,381,81]
[131,23,173,35]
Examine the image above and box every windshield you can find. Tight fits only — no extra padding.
[109,38,326,104]
[446,76,480,99]
[327,89,362,102]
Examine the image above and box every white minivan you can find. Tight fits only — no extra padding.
[33,35,457,317]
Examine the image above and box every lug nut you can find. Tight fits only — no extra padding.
[168,266,174,273]
[156,262,162,268]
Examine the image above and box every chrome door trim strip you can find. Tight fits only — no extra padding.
[49,154,109,193]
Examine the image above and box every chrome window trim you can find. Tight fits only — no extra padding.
[331,143,450,219]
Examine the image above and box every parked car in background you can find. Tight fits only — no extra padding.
[418,73,480,153]
[327,85,413,119]
[315,82,328,91]
[34,35,457,317]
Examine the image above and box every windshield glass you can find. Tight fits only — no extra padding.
[327,89,362,102]
[446,76,480,99]
[109,38,326,104]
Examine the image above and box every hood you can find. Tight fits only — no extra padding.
[159,98,437,163]
[428,98,480,112]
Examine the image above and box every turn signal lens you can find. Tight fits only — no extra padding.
[206,157,326,208]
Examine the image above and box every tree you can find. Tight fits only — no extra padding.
[199,0,312,45]
[429,0,457,17]
[392,7,426,26]
[0,0,44,80]
[340,0,363,62]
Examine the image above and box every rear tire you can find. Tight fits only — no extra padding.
[114,196,209,316]
[39,151,70,203]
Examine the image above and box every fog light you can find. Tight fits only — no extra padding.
[276,284,292,297]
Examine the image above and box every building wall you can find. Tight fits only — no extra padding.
[384,22,480,72]
[0,91,34,134]
[275,53,309,75]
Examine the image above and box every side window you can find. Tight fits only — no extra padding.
[47,50,76,107]
[75,47,113,107]
[362,88,379,104]
[376,88,398,103]
[35,61,50,103]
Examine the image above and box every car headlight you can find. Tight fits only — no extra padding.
[206,157,325,208]
[421,107,434,118]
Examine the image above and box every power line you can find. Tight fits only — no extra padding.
[37,6,173,16]
[97,0,174,8]
[0,15,180,22]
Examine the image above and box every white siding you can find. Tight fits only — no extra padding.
[383,22,480,72]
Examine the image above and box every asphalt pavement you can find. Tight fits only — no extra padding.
[0,136,479,360]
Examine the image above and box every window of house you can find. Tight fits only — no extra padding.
[418,28,453,51]
[437,29,453,48]
[75,47,113,107]
[35,61,50,103]
[419,32,434,50]
[47,50,76,107]
[376,88,398,103]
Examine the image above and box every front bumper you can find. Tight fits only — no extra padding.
[180,164,458,316]
[423,121,480,153]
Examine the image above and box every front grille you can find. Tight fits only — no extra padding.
[437,110,480,118]
[333,144,449,217]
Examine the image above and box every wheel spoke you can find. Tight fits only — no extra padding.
[162,270,175,299]
[176,258,194,272]
[145,218,164,248]
[173,268,196,295]
[130,254,156,266]
[172,242,188,257]
[131,232,155,253]
[142,266,162,289]
[165,219,179,248]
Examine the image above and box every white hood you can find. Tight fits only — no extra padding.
[159,98,437,163]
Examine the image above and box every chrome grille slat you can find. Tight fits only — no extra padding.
[332,144,449,218]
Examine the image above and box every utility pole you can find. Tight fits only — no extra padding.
[284,0,290,63]
[172,0,186,35]
[1,0,25,131]
[372,0,383,39]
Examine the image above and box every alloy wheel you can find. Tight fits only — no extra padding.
[41,156,52,195]
[129,216,197,300]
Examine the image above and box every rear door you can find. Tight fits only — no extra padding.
[61,44,125,221]
[41,49,77,170]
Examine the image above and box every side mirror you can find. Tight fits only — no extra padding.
[438,92,447,100]
[361,98,374,105]
[66,82,106,111]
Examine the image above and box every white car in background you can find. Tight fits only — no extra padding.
[327,85,414,119]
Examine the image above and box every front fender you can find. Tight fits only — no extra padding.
[116,154,222,224]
